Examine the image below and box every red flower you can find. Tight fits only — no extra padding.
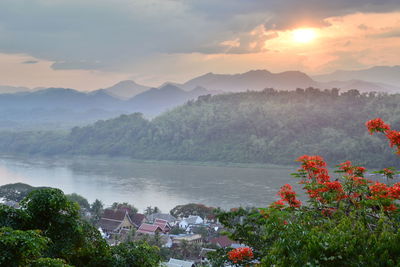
[384,204,397,212]
[369,182,390,200]
[386,130,400,154]
[227,247,254,264]
[366,118,391,134]
[276,184,302,208]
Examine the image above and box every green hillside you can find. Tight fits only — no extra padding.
[1,88,400,167]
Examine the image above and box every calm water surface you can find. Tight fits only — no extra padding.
[0,156,302,211]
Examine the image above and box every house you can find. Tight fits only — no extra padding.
[209,235,237,248]
[171,234,202,245]
[136,223,163,235]
[166,258,195,267]
[154,218,171,233]
[147,213,178,225]
[178,216,204,229]
[98,209,135,234]
[131,213,146,228]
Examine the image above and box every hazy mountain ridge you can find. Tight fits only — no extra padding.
[1,67,400,130]
[182,70,319,92]
[313,66,400,86]
[99,80,150,99]
[182,69,400,93]
[0,84,211,129]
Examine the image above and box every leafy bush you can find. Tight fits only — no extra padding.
[213,118,400,266]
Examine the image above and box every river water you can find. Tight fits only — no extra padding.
[0,155,301,212]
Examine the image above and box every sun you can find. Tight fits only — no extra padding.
[292,28,317,44]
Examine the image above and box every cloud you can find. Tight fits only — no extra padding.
[0,0,399,72]
[21,60,38,64]
[371,29,400,38]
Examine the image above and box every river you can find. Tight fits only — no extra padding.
[0,155,302,212]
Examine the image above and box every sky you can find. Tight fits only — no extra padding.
[1,0,400,90]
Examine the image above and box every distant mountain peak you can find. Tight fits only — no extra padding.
[183,69,317,92]
[101,80,150,99]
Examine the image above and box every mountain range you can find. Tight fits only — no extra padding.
[1,66,400,130]
[0,84,210,130]
[313,66,400,87]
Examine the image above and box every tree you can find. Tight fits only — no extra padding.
[170,203,215,219]
[66,193,90,210]
[90,199,104,224]
[110,241,161,267]
[212,118,400,266]
[111,202,138,217]
[0,227,49,267]
[0,188,162,266]
[144,206,161,215]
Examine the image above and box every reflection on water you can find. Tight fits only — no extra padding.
[0,155,299,212]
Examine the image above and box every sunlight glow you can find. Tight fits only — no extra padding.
[292,28,317,43]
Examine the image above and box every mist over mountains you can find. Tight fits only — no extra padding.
[0,84,210,130]
[0,66,399,130]
[313,66,400,86]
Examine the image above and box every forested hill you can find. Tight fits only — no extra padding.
[1,88,400,167]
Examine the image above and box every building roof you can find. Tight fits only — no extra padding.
[137,223,163,234]
[98,209,134,232]
[98,218,122,232]
[172,234,202,243]
[147,213,177,223]
[102,209,127,221]
[131,213,146,227]
[166,258,195,267]
[154,218,170,231]
[209,235,236,248]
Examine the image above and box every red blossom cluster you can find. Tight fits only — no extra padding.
[366,118,391,134]
[369,182,400,201]
[227,247,254,264]
[366,118,400,154]
[339,161,366,176]
[386,130,400,154]
[297,155,330,182]
[273,184,301,208]
[267,118,400,217]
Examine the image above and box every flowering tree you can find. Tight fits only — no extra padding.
[212,118,400,266]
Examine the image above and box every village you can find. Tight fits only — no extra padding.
[94,202,247,267]
[0,183,251,266]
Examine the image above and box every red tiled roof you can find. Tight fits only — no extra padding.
[137,223,163,234]
[210,236,235,248]
[131,213,146,227]
[154,218,170,231]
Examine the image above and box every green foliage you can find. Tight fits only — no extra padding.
[169,226,186,235]
[2,89,400,167]
[110,241,161,267]
[144,206,161,215]
[90,199,104,224]
[0,182,50,202]
[0,188,162,267]
[0,227,49,267]
[32,258,73,267]
[170,203,215,219]
[0,204,29,229]
[66,193,90,210]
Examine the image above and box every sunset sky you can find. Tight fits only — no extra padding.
[1,0,400,90]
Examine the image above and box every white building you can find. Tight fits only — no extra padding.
[178,216,204,229]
